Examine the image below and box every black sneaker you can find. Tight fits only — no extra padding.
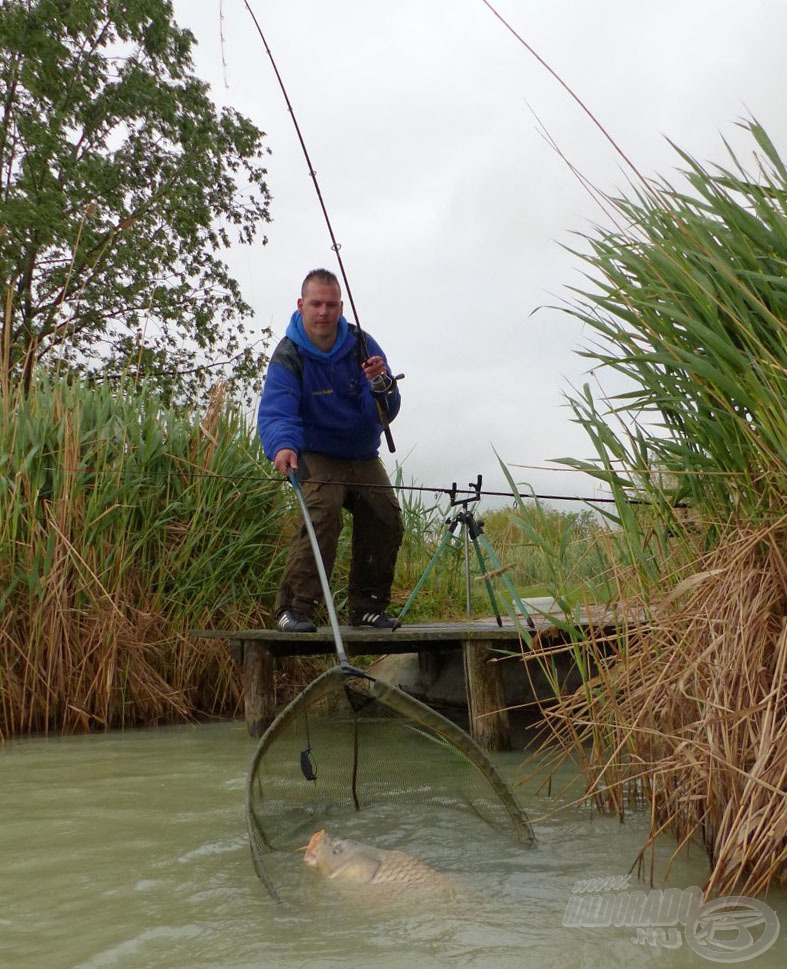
[277,610,316,633]
[350,610,399,629]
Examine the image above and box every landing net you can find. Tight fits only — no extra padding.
[246,665,535,900]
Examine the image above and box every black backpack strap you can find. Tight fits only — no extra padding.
[270,329,365,383]
[269,337,303,382]
[347,323,364,368]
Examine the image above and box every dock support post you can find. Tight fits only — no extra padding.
[463,639,511,751]
[239,641,276,737]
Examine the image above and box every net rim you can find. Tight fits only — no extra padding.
[245,665,535,852]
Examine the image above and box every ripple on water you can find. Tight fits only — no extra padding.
[1,722,786,969]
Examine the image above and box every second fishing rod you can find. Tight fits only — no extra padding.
[243,1,402,452]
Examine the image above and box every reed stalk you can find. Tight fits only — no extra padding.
[0,375,289,738]
[534,118,787,895]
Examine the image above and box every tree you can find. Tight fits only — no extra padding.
[0,0,272,399]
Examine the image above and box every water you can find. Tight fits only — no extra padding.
[1,722,784,968]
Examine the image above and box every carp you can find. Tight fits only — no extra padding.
[300,830,454,895]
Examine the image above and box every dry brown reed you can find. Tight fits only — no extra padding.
[534,518,787,897]
[529,120,787,896]
[0,376,290,739]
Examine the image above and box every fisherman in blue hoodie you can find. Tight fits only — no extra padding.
[258,268,403,632]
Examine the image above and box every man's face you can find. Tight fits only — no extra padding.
[298,280,343,348]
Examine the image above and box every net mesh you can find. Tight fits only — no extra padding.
[246,665,534,900]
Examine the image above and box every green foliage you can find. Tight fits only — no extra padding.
[562,119,787,540]
[0,374,288,736]
[390,477,465,621]
[352,471,610,622]
[0,0,272,399]
[533,125,787,889]
[483,497,610,604]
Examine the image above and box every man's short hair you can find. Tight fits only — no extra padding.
[301,268,341,297]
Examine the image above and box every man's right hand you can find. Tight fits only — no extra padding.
[273,448,298,475]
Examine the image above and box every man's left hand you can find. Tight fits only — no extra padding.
[362,355,387,382]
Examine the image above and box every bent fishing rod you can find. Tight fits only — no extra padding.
[242,1,400,452]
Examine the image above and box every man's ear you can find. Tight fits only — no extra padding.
[297,297,304,312]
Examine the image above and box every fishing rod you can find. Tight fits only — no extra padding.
[478,0,646,184]
[242,1,400,452]
[282,469,669,508]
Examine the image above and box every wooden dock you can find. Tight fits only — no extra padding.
[194,612,610,751]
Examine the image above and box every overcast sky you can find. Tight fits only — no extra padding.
[171,0,787,508]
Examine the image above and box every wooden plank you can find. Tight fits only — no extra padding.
[192,612,627,736]
[463,640,511,752]
[194,619,535,640]
[193,619,539,660]
[192,607,623,655]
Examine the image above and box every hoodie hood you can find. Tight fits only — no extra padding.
[258,323,401,462]
[286,311,351,360]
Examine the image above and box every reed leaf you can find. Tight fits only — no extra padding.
[536,118,787,896]
[0,376,289,737]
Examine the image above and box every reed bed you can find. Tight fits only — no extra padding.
[534,519,787,896]
[0,377,289,738]
[0,373,607,738]
[533,119,787,896]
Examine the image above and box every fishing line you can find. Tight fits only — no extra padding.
[478,0,646,184]
[241,1,357,324]
[240,0,398,452]
[28,462,672,506]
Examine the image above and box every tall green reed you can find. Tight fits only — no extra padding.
[0,376,288,737]
[528,121,787,893]
[563,119,787,537]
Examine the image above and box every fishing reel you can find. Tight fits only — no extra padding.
[366,366,404,453]
[370,371,404,400]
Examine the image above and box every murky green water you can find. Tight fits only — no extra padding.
[1,721,784,968]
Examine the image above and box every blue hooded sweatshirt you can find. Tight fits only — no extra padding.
[257,312,401,461]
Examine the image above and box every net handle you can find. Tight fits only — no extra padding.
[288,470,350,666]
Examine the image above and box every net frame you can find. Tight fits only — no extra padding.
[247,472,535,900]
[246,664,535,900]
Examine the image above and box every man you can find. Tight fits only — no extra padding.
[258,268,403,632]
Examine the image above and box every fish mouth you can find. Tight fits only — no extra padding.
[298,829,326,867]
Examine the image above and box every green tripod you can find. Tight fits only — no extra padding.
[396,476,535,631]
